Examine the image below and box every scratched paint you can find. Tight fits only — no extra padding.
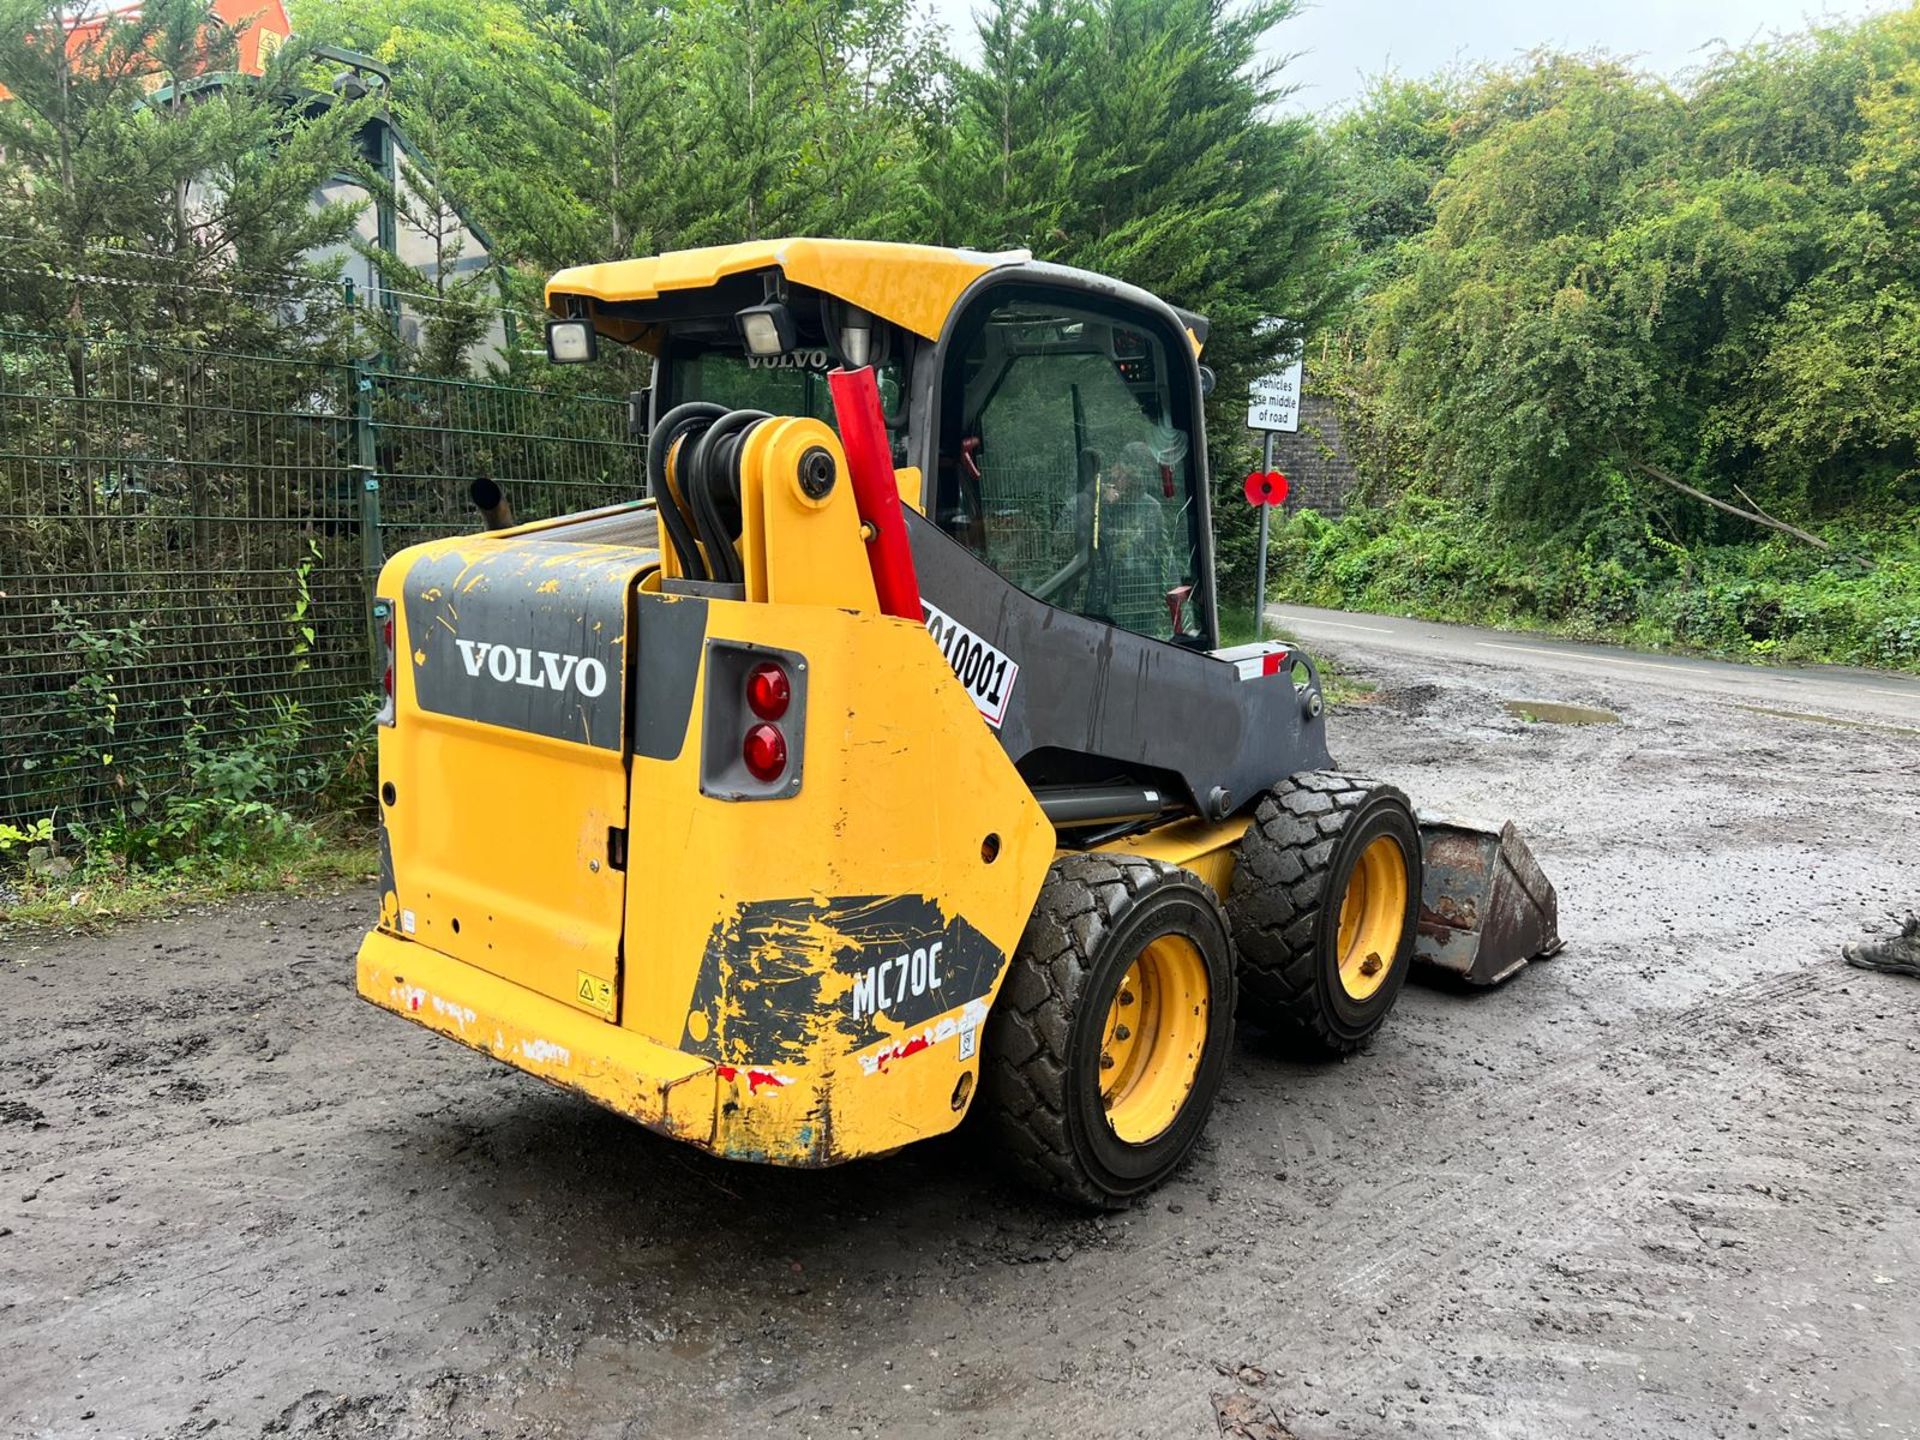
[390,984,478,1029]
[713,1063,793,1095]
[855,999,988,1077]
[682,895,1003,1065]
[429,994,478,1027]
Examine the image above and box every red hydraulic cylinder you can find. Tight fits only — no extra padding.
[828,366,922,622]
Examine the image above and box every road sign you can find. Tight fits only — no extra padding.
[1247,325,1303,433]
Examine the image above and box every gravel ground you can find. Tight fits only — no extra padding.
[3,640,1917,1440]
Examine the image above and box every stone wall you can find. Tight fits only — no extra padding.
[1262,391,1359,519]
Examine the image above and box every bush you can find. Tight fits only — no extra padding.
[1246,498,1920,673]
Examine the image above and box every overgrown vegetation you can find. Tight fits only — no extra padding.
[1309,13,1920,667]
[0,831,378,929]
[1267,498,1920,669]
[2,584,381,922]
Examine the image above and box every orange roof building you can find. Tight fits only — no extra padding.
[0,1,293,101]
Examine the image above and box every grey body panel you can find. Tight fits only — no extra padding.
[631,593,708,761]
[403,542,641,750]
[907,510,1333,813]
[517,502,662,549]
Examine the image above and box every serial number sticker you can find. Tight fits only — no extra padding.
[921,600,1018,728]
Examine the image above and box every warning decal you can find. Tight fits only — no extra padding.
[921,600,1018,728]
[575,971,615,1017]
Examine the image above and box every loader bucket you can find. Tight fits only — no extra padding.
[1413,820,1564,985]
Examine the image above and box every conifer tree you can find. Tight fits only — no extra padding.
[0,0,366,356]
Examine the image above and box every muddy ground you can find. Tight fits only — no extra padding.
[3,639,1918,1440]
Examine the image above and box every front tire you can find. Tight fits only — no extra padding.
[984,855,1236,1208]
[1227,771,1422,1057]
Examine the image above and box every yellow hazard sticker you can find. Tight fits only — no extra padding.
[575,971,615,1016]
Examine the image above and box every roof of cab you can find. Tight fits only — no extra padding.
[545,238,1030,343]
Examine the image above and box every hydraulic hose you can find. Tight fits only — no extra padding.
[684,408,769,586]
[648,402,727,582]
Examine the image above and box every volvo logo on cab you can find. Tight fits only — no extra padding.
[453,639,609,697]
[851,941,945,1022]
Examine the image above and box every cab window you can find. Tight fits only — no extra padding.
[935,290,1204,643]
[668,348,905,434]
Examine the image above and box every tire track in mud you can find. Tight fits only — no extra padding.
[694,665,1920,1440]
[779,956,1910,1440]
[1319,967,1848,1303]
[6,651,1918,1440]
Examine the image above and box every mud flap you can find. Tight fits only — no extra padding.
[1414,820,1563,986]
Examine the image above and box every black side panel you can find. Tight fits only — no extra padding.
[631,593,708,761]
[681,895,1004,1067]
[906,509,1334,811]
[404,542,635,750]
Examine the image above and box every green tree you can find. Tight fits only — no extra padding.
[648,0,940,246]
[0,0,367,360]
[932,0,1342,595]
[1323,72,1465,298]
[299,0,589,268]
[351,156,501,375]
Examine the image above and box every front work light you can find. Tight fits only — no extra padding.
[735,302,797,358]
[546,319,598,364]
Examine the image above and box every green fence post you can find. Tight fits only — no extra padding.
[351,360,384,678]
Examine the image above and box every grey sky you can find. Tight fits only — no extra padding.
[926,0,1908,115]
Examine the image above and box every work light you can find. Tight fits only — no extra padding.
[545,319,598,364]
[735,301,797,358]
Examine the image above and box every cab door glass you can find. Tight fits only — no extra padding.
[937,293,1202,642]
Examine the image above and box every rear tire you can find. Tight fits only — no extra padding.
[1227,771,1422,1057]
[984,854,1236,1208]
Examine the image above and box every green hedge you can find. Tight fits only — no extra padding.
[1259,495,1920,672]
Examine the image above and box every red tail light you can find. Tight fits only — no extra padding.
[374,599,397,725]
[743,723,788,782]
[747,661,791,720]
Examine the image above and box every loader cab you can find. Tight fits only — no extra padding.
[642,265,1215,649]
[923,280,1211,647]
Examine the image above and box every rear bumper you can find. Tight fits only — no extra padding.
[356,929,720,1145]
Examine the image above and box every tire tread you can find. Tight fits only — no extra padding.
[984,854,1233,1207]
[1228,770,1415,1058]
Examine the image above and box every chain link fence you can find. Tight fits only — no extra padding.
[0,327,642,829]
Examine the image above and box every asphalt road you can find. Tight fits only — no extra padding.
[1269,603,1920,728]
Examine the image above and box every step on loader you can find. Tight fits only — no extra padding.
[356,239,1560,1206]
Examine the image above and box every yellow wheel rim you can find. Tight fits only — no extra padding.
[1099,934,1210,1144]
[1335,836,1409,1002]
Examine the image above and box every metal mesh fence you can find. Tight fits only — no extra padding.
[974,452,1084,594]
[969,450,1194,636]
[365,369,639,553]
[0,328,643,828]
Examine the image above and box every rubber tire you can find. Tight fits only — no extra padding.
[1227,770,1422,1058]
[983,854,1236,1208]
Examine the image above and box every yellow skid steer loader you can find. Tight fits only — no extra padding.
[356,239,1559,1205]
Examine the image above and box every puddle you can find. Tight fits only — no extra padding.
[1503,699,1622,725]
[1735,703,1920,738]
